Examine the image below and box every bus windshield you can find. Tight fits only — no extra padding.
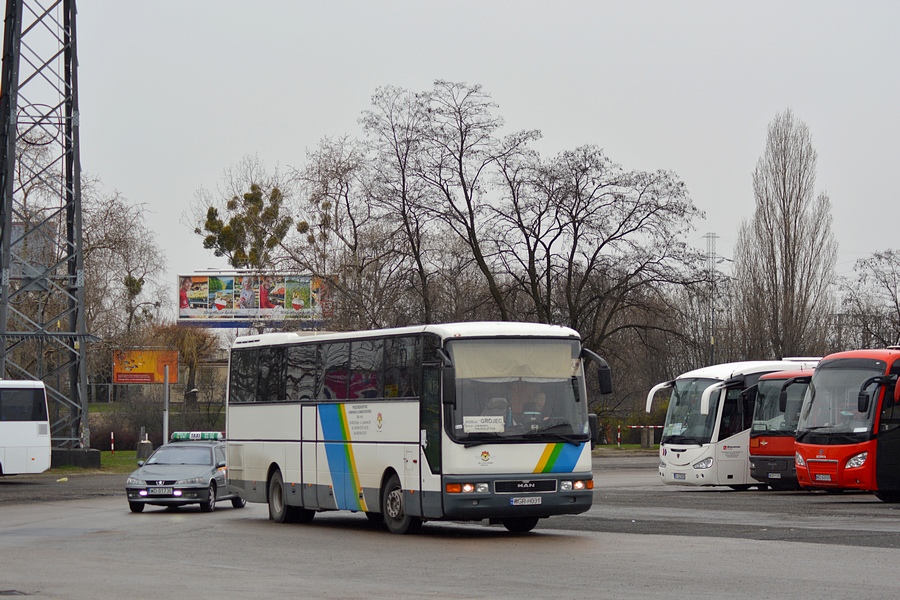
[446,338,589,444]
[751,378,806,435]
[796,359,884,443]
[660,378,719,445]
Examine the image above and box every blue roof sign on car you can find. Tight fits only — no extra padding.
[170,431,224,441]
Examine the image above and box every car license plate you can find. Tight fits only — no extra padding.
[510,496,541,506]
[768,473,782,479]
[148,487,172,495]
[814,474,832,482]
[673,473,686,480]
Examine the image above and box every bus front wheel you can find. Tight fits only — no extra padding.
[382,473,421,535]
[502,517,540,533]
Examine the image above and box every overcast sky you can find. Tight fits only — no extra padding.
[75,1,899,313]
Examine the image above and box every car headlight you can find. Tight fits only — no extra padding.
[126,477,142,485]
[795,452,805,467]
[846,452,868,469]
[176,476,207,485]
[693,457,714,469]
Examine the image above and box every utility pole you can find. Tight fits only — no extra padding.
[705,233,718,365]
[0,0,90,448]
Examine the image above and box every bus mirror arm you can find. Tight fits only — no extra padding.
[857,375,894,413]
[581,348,613,395]
[779,376,811,413]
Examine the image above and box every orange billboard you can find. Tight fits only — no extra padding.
[113,349,179,384]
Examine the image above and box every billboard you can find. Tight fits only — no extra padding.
[113,349,179,384]
[177,272,333,327]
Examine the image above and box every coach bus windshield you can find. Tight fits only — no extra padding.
[796,358,883,444]
[660,378,719,446]
[446,338,589,444]
[751,378,806,436]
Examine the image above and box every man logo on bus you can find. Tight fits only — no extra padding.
[481,451,491,462]
[377,413,383,429]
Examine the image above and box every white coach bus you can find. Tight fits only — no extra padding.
[225,322,612,534]
[645,360,817,489]
[0,380,51,475]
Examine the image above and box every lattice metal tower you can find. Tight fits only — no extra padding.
[0,0,89,447]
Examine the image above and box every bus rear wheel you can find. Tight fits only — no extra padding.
[382,473,421,535]
[268,469,315,523]
[502,517,540,533]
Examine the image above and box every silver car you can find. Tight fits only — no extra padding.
[125,434,246,513]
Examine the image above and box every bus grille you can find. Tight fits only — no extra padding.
[494,479,557,494]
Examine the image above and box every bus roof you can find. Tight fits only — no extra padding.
[0,379,46,389]
[758,367,816,381]
[677,359,819,381]
[232,321,582,349]
[818,348,900,364]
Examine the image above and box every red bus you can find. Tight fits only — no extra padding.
[794,349,900,501]
[748,369,813,489]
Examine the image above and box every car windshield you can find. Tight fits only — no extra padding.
[446,338,589,445]
[147,445,213,466]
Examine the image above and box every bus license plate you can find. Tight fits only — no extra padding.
[673,473,686,480]
[510,496,541,506]
[149,487,172,495]
[814,474,832,482]
[767,473,782,479]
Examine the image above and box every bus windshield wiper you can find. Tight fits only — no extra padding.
[794,426,827,442]
[462,433,503,448]
[662,435,703,445]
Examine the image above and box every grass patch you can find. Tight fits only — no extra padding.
[48,450,140,475]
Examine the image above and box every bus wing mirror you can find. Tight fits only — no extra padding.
[442,366,457,406]
[779,390,788,413]
[588,413,599,450]
[646,380,674,413]
[779,376,811,412]
[858,390,870,414]
[581,348,613,395]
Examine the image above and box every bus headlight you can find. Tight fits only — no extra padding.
[693,457,714,470]
[561,480,591,491]
[846,452,868,469]
[795,452,805,467]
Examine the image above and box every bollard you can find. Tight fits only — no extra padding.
[137,438,154,461]
[640,428,652,449]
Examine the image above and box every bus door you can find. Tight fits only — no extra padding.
[716,387,752,485]
[416,364,443,519]
[876,367,900,491]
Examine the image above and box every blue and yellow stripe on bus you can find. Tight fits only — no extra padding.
[533,442,585,473]
[318,403,368,512]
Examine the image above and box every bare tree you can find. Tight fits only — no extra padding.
[840,250,900,347]
[417,80,540,321]
[732,110,837,358]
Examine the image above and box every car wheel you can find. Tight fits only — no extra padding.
[382,473,421,535]
[200,483,216,513]
[231,496,247,509]
[129,502,144,513]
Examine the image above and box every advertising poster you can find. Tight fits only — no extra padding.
[178,272,332,327]
[113,349,179,384]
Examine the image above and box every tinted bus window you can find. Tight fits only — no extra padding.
[286,344,319,401]
[350,339,383,399]
[0,388,47,421]
[259,347,285,402]
[321,342,349,400]
[384,336,420,398]
[230,349,258,404]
